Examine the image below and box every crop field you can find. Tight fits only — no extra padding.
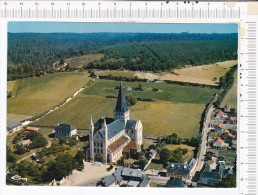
[95,70,135,78]
[163,144,195,162]
[135,60,237,86]
[220,70,238,109]
[65,53,104,68]
[83,79,217,104]
[7,72,91,117]
[31,94,116,129]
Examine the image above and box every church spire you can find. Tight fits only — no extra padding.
[114,81,128,113]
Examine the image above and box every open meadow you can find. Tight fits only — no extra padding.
[7,72,91,118]
[220,70,238,109]
[135,60,237,86]
[65,54,104,69]
[32,79,216,138]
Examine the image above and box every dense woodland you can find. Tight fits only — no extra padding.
[8,33,237,80]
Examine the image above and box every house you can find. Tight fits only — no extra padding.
[15,139,32,146]
[99,167,150,187]
[166,163,190,179]
[223,132,235,139]
[87,81,143,164]
[25,126,39,132]
[198,163,221,186]
[213,137,224,148]
[224,105,232,112]
[215,110,227,119]
[226,117,237,125]
[7,122,23,133]
[165,177,187,188]
[214,124,227,133]
[55,124,77,139]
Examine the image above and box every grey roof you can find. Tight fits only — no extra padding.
[218,163,225,177]
[200,163,211,173]
[201,172,221,180]
[126,120,137,129]
[94,117,114,131]
[223,168,233,178]
[122,168,143,178]
[166,177,186,188]
[187,157,196,170]
[55,124,76,132]
[99,119,125,140]
[127,180,140,187]
[113,167,124,182]
[7,122,22,131]
[101,174,116,187]
[114,81,128,113]
[139,174,150,187]
[166,163,190,171]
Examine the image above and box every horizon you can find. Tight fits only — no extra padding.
[8,22,238,34]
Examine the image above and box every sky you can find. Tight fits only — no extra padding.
[8,22,238,34]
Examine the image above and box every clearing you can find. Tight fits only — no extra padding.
[220,70,238,109]
[135,60,237,86]
[7,72,91,117]
[65,54,104,69]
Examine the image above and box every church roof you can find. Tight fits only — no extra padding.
[98,118,125,140]
[114,81,128,113]
[126,120,137,129]
[108,135,130,152]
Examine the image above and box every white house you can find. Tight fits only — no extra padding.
[215,110,228,119]
[213,138,224,148]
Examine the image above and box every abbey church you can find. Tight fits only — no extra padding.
[87,81,143,164]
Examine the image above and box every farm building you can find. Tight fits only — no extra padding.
[99,167,150,187]
[213,138,225,148]
[224,105,232,112]
[88,81,143,164]
[214,124,227,133]
[25,126,39,132]
[215,110,228,119]
[55,124,77,139]
[226,117,237,125]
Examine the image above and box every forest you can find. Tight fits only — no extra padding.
[8,32,237,80]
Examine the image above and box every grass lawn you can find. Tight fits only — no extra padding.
[38,128,54,140]
[147,156,164,170]
[7,72,91,117]
[220,70,237,109]
[31,94,116,129]
[135,60,237,86]
[163,144,196,162]
[130,101,205,138]
[83,79,217,104]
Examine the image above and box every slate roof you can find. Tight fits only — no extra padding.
[166,163,190,176]
[99,119,125,140]
[122,168,143,178]
[113,167,123,182]
[126,120,137,129]
[201,172,221,180]
[7,122,22,131]
[200,163,211,173]
[101,174,116,187]
[94,117,114,131]
[187,157,196,170]
[138,174,150,187]
[114,81,128,113]
[55,124,76,132]
[166,177,186,188]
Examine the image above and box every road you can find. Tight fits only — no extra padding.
[194,105,215,173]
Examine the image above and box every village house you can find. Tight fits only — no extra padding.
[166,158,196,179]
[226,117,237,125]
[25,126,39,132]
[165,177,187,188]
[55,124,77,139]
[99,167,150,187]
[215,110,228,119]
[87,81,143,164]
[223,132,235,140]
[214,124,227,133]
[15,139,32,147]
[212,137,225,148]
[224,105,232,112]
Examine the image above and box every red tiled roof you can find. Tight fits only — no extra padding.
[217,110,225,115]
[228,117,236,121]
[108,135,129,152]
[26,126,39,131]
[225,105,231,108]
[224,132,235,139]
[215,124,227,129]
[213,137,224,144]
[123,141,140,153]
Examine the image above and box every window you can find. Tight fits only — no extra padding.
[94,149,96,153]
[97,143,99,147]
[100,143,103,147]
[94,142,96,146]
[97,149,99,153]
[100,149,102,153]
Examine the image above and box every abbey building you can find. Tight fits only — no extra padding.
[87,81,143,164]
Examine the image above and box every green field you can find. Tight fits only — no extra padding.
[83,80,217,104]
[7,72,91,117]
[220,70,237,109]
[31,79,214,138]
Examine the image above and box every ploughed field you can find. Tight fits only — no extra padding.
[32,79,217,138]
[7,72,92,123]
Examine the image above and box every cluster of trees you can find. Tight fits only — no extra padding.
[159,147,187,165]
[8,33,237,80]
[164,133,182,145]
[98,75,148,82]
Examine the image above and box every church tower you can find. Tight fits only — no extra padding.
[114,81,130,122]
[89,115,94,162]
